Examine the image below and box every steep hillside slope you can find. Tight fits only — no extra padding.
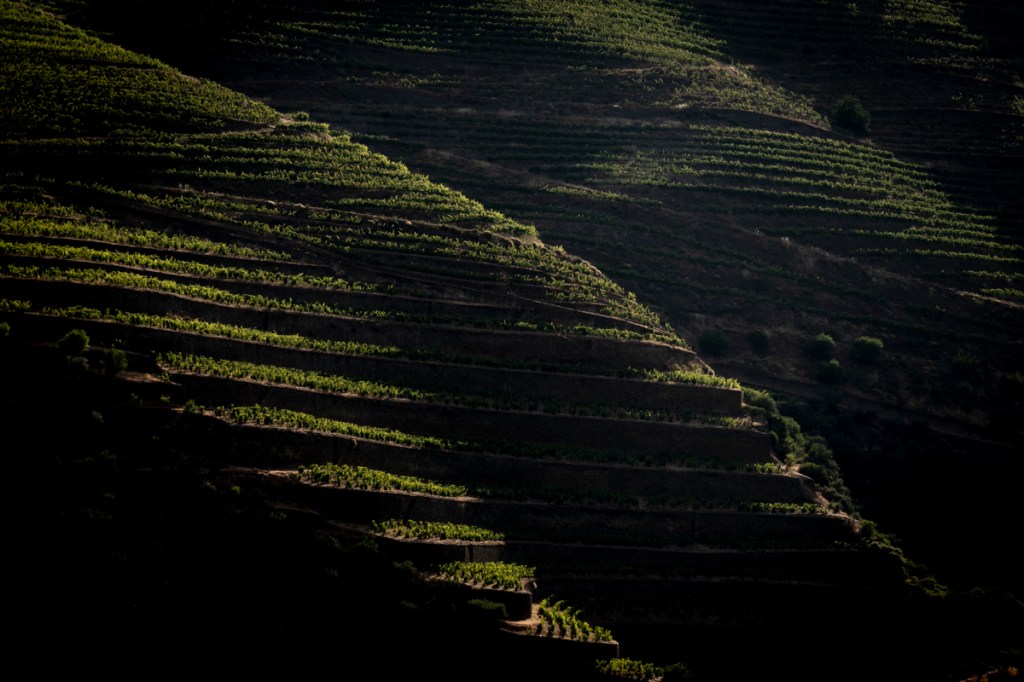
[3,2,1021,679]
[50,0,1024,601]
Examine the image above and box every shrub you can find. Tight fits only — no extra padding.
[768,414,802,456]
[594,658,692,681]
[952,349,980,370]
[798,461,830,485]
[101,348,128,376]
[698,328,728,357]
[662,663,694,681]
[747,329,770,357]
[465,599,507,622]
[850,336,884,364]
[859,519,878,539]
[832,95,870,136]
[58,328,89,356]
[816,359,843,385]
[68,356,90,373]
[803,332,836,361]
[0,321,9,340]
[595,658,658,680]
[743,387,778,415]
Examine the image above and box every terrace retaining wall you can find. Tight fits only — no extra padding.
[171,373,771,464]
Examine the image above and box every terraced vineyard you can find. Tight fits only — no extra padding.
[62,0,1024,611]
[3,1,1022,680]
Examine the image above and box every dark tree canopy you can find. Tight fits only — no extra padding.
[832,95,870,136]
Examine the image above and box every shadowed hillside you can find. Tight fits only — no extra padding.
[47,0,1024,603]
[3,1,1023,679]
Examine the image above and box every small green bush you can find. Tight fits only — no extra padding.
[743,387,778,415]
[58,328,89,356]
[698,328,728,357]
[803,333,836,361]
[595,658,692,681]
[0,321,10,340]
[952,349,980,370]
[68,356,90,373]
[101,348,128,376]
[816,359,843,385]
[595,658,658,680]
[832,94,870,136]
[662,663,694,681]
[798,461,830,485]
[747,329,770,357]
[850,336,884,364]
[466,599,508,621]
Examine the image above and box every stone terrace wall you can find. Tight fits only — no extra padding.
[172,373,771,463]
[12,314,741,414]
[3,279,695,369]
[182,419,811,503]
[256,476,854,549]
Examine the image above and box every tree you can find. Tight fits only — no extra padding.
[101,348,128,376]
[816,359,843,385]
[699,328,728,357]
[747,329,770,357]
[832,95,870,136]
[850,336,884,364]
[58,328,89,357]
[803,332,836,361]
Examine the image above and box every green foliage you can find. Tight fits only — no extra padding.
[8,261,661,343]
[575,119,1009,297]
[850,335,884,364]
[223,404,453,450]
[298,462,468,498]
[595,658,659,680]
[160,352,715,425]
[595,659,691,682]
[768,414,802,456]
[57,328,89,356]
[832,95,870,136]
[219,404,652,468]
[816,359,843,385]
[0,298,32,312]
[1,213,291,260]
[0,321,9,340]
[951,348,980,370]
[0,1,278,137]
[0,239,360,291]
[537,596,613,642]
[371,520,504,542]
[100,347,128,376]
[2,263,374,318]
[743,387,778,415]
[641,367,741,389]
[661,663,694,681]
[804,332,837,361]
[763,404,856,514]
[44,306,401,358]
[797,461,831,486]
[698,328,728,357]
[161,353,432,403]
[739,501,825,515]
[193,1,821,124]
[437,561,534,591]
[747,329,771,357]
[465,598,508,621]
